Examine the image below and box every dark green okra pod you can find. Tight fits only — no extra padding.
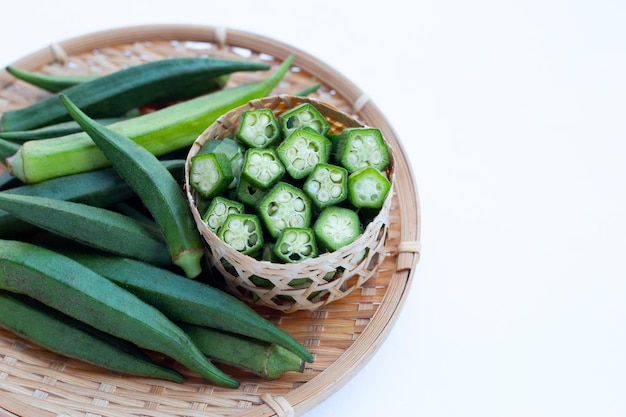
[0,240,239,388]
[180,323,305,379]
[0,193,171,266]
[0,290,184,382]
[58,249,314,363]
[61,96,205,278]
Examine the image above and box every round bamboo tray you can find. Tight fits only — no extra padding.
[0,24,421,417]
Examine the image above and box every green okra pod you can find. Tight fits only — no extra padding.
[180,323,305,379]
[0,159,184,237]
[0,240,240,388]
[1,57,269,131]
[7,55,294,184]
[0,192,171,266]
[0,290,184,383]
[59,250,314,363]
[60,96,204,278]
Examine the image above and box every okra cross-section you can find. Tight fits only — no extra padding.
[274,227,318,263]
[241,148,285,189]
[336,127,390,172]
[217,213,264,255]
[313,206,362,251]
[258,182,313,238]
[279,103,330,138]
[347,166,391,209]
[202,196,245,233]
[236,108,281,148]
[276,128,331,180]
[189,152,234,199]
[303,163,348,209]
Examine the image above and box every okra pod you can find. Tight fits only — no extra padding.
[0,138,19,161]
[6,66,100,92]
[1,57,269,131]
[58,249,314,363]
[0,159,184,237]
[0,240,240,388]
[0,116,131,142]
[0,290,184,382]
[60,96,204,278]
[7,55,295,184]
[180,323,305,379]
[0,192,171,266]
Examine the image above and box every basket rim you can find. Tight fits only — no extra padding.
[0,23,421,417]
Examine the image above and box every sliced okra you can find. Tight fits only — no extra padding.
[303,163,348,209]
[279,103,330,138]
[236,176,269,207]
[274,227,318,263]
[313,206,362,251]
[236,108,281,148]
[276,128,331,180]
[202,196,245,233]
[198,137,245,188]
[189,152,234,199]
[335,127,390,172]
[217,213,264,255]
[258,182,312,238]
[241,147,285,189]
[347,166,391,209]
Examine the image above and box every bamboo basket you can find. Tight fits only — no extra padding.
[0,24,421,417]
[185,95,395,313]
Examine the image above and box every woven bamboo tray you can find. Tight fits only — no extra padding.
[0,24,421,417]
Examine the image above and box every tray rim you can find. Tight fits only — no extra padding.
[0,23,421,417]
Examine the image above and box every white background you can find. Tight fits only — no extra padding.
[2,1,626,416]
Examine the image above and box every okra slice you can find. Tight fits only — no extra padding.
[236,108,281,148]
[202,196,245,233]
[258,182,313,238]
[274,227,318,263]
[218,213,264,255]
[303,163,348,209]
[276,129,331,180]
[198,137,245,188]
[189,152,234,199]
[335,127,390,172]
[241,148,285,189]
[236,176,269,207]
[279,103,330,138]
[347,166,391,209]
[313,206,362,251]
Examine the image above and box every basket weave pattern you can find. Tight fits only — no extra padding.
[186,95,395,313]
[0,25,420,417]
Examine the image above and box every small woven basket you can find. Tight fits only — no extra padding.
[185,95,395,313]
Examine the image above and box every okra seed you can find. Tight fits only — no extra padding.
[293,197,305,211]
